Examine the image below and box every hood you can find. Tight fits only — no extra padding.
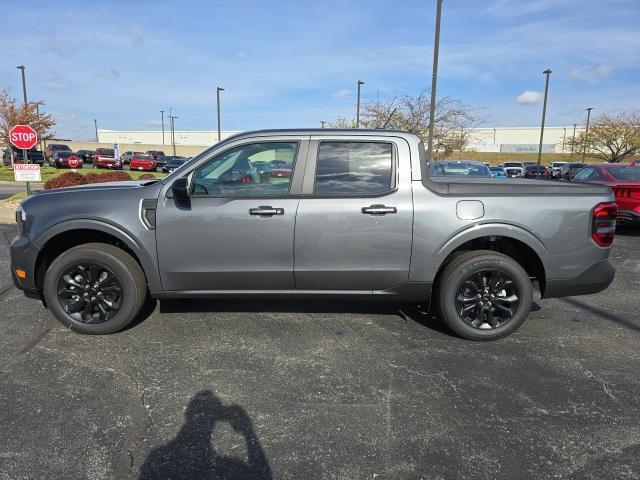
[29,180,151,198]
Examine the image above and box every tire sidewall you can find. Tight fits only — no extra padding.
[44,248,138,334]
[440,255,532,340]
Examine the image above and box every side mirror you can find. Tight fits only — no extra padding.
[171,177,190,199]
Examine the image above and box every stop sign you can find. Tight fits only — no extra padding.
[9,125,38,150]
[67,155,79,168]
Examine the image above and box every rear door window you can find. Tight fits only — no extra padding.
[314,142,393,195]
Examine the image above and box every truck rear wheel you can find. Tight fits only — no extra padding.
[43,243,148,334]
[435,250,532,340]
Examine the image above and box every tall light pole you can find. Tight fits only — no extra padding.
[537,68,552,165]
[160,110,165,144]
[582,107,593,162]
[571,123,577,154]
[427,0,443,161]
[356,80,364,128]
[216,86,224,142]
[93,119,99,142]
[320,121,327,128]
[169,115,178,156]
[16,65,28,105]
[16,65,30,194]
[561,126,566,153]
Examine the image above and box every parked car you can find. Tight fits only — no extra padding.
[44,143,72,161]
[429,160,492,177]
[489,166,508,179]
[572,164,640,223]
[523,165,551,179]
[50,151,83,169]
[129,153,156,171]
[93,148,122,169]
[270,167,292,178]
[121,151,142,164]
[77,150,95,163]
[2,146,45,166]
[10,129,616,340]
[550,161,568,177]
[559,163,586,181]
[502,162,524,177]
[146,151,167,166]
[162,156,188,173]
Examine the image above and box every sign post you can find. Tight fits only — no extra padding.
[9,125,38,194]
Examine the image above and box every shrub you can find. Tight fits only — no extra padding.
[44,172,87,190]
[138,173,156,180]
[94,171,132,183]
[43,171,134,190]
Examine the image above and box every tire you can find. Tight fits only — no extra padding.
[43,243,148,334]
[435,250,532,341]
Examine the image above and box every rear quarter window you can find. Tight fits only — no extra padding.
[314,141,393,195]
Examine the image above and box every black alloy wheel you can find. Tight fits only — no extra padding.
[56,263,123,324]
[455,269,520,330]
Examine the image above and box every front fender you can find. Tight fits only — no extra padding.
[33,218,162,293]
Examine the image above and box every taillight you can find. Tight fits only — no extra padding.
[591,202,617,247]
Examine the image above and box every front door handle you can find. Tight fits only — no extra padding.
[249,206,284,216]
[361,204,397,215]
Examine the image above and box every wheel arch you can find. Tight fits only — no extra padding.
[434,224,548,296]
[33,220,161,294]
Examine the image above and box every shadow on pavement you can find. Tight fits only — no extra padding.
[560,297,640,333]
[616,225,640,237]
[139,390,272,480]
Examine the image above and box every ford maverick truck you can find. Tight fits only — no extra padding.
[10,130,616,340]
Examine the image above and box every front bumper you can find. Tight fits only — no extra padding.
[9,233,41,295]
[543,259,615,299]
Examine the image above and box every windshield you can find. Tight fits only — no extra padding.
[503,163,523,168]
[134,154,153,160]
[609,166,640,180]
[96,149,114,156]
[429,162,492,177]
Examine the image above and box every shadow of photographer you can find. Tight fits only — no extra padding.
[139,390,272,480]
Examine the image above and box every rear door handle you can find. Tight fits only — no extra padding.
[249,206,284,216]
[361,204,397,215]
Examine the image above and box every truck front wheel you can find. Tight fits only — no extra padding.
[43,243,148,334]
[435,250,532,340]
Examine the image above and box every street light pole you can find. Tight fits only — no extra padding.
[93,119,99,142]
[571,123,577,154]
[356,80,364,128]
[582,107,593,162]
[16,65,28,105]
[537,68,552,165]
[427,0,443,161]
[169,115,178,156]
[16,65,30,194]
[160,110,165,144]
[320,121,326,128]
[217,86,224,142]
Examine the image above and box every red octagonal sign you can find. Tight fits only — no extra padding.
[9,124,38,150]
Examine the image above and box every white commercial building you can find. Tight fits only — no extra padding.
[98,126,585,153]
[97,129,241,146]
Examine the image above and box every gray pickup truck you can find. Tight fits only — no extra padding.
[10,129,617,340]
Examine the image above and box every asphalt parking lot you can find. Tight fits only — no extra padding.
[0,224,639,479]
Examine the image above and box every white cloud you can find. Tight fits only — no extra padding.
[569,64,612,81]
[236,52,246,60]
[332,89,351,98]
[130,26,144,47]
[516,90,544,104]
[45,82,66,90]
[100,67,120,80]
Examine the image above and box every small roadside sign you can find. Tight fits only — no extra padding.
[14,164,41,182]
[67,155,79,168]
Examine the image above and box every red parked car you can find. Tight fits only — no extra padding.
[129,153,156,171]
[93,148,122,169]
[572,164,640,223]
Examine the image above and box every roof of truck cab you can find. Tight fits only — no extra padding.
[224,129,419,141]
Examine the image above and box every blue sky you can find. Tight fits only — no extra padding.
[1,0,638,139]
